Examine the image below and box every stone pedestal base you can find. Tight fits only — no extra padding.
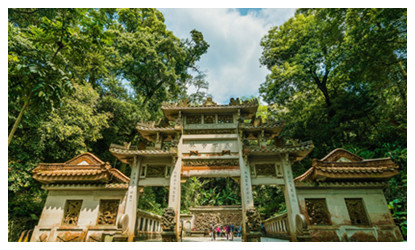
[113,235,128,242]
[161,231,177,242]
[245,231,262,242]
[296,234,312,242]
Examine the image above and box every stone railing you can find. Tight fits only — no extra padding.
[263,213,290,240]
[135,209,163,241]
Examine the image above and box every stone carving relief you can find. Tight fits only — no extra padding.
[229,97,240,105]
[184,129,236,135]
[193,212,242,231]
[161,207,176,231]
[62,200,82,225]
[218,114,233,124]
[204,114,216,124]
[39,233,48,242]
[221,150,231,155]
[182,159,239,167]
[246,208,261,232]
[203,97,217,106]
[345,198,369,225]
[186,115,202,124]
[87,233,102,242]
[97,200,119,225]
[146,165,166,177]
[305,199,331,225]
[255,164,276,176]
[56,232,82,242]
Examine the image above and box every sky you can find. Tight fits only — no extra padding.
[160,8,296,104]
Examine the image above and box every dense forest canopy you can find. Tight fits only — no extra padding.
[8,8,210,241]
[8,8,406,241]
[260,8,406,237]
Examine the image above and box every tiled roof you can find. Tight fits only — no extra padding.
[243,141,314,161]
[136,123,176,132]
[32,153,129,185]
[239,122,284,130]
[42,183,129,190]
[109,146,176,156]
[161,98,258,110]
[109,144,176,164]
[161,98,258,120]
[294,148,399,183]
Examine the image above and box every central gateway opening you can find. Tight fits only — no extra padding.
[180,177,243,239]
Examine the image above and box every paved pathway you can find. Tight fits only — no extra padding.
[139,236,288,242]
[182,236,288,242]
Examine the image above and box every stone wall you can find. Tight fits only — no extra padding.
[30,188,127,242]
[189,206,242,231]
[296,187,403,242]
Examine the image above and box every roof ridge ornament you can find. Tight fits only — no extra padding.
[202,96,217,106]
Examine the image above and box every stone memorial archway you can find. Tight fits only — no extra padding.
[109,97,313,242]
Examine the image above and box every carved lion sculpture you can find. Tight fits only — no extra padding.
[161,207,176,231]
[246,208,261,232]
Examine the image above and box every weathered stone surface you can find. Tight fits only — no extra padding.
[349,231,377,242]
[39,233,48,242]
[161,207,176,231]
[56,232,82,242]
[246,208,261,232]
[310,230,340,242]
[190,206,242,231]
[87,233,102,242]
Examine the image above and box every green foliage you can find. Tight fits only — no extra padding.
[137,187,169,215]
[260,8,406,239]
[181,177,241,213]
[8,8,209,241]
[252,185,286,218]
[37,83,110,160]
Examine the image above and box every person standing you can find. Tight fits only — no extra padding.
[230,223,234,241]
[216,225,220,238]
[226,224,230,240]
[211,224,216,241]
[237,225,241,237]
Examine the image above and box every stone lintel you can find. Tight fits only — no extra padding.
[138,178,170,187]
[251,177,285,186]
[189,206,242,213]
[182,134,238,140]
[181,166,241,178]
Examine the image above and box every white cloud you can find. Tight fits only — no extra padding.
[161,8,296,104]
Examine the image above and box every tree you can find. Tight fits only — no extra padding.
[108,8,209,113]
[259,8,407,239]
[37,83,110,161]
[8,8,210,241]
[259,8,407,151]
[260,11,344,113]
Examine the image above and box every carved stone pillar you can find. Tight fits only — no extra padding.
[281,154,301,241]
[163,136,183,242]
[125,156,142,242]
[237,132,259,242]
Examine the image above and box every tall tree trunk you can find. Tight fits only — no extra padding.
[396,60,407,104]
[310,69,332,107]
[8,90,34,146]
